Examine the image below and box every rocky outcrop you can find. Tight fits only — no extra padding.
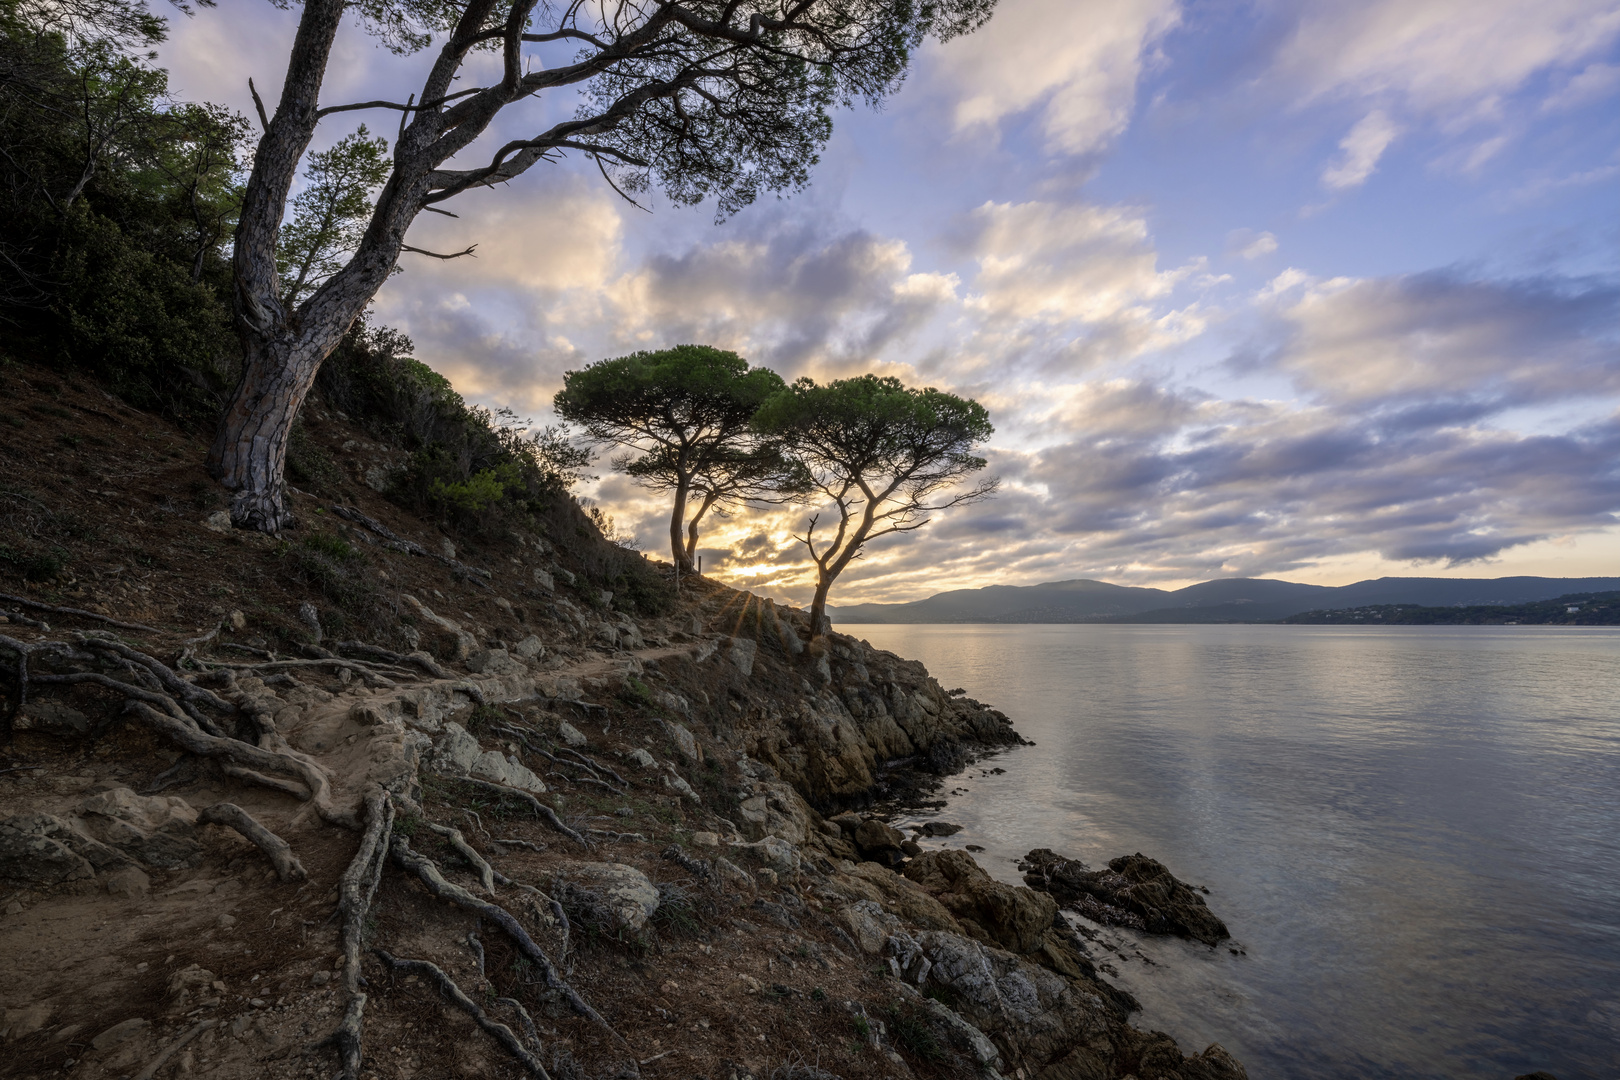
[1021,848,1230,945]
[904,848,1059,954]
[818,868,1248,1080]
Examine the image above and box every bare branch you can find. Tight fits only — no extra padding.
[400,243,477,260]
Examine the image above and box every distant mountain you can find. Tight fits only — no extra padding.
[829,575,1620,625]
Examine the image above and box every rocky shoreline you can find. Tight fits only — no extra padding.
[0,374,1246,1080]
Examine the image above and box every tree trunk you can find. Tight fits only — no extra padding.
[684,491,718,568]
[808,573,834,641]
[668,478,693,572]
[207,332,332,533]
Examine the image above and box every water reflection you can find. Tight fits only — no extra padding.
[850,624,1620,1079]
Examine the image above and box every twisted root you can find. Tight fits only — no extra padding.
[373,950,550,1078]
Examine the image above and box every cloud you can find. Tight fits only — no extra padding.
[1228,229,1279,259]
[1263,270,1620,406]
[931,0,1181,155]
[1275,0,1620,121]
[1321,110,1401,189]
[1541,60,1620,110]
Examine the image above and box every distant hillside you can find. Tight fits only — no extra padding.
[1283,591,1620,626]
[830,576,1620,625]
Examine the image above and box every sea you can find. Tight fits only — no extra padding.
[841,623,1620,1080]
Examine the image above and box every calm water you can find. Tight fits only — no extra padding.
[843,624,1620,1080]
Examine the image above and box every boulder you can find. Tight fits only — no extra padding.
[852,818,906,864]
[662,774,700,801]
[627,748,657,769]
[430,723,482,774]
[513,635,546,660]
[665,722,699,762]
[917,821,963,837]
[470,751,548,793]
[557,721,589,747]
[532,568,555,591]
[12,701,91,737]
[904,849,1057,955]
[465,648,519,676]
[1021,848,1229,945]
[555,861,660,930]
[728,637,757,676]
[74,788,202,869]
[0,813,100,886]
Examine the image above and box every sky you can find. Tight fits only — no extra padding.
[158,0,1620,606]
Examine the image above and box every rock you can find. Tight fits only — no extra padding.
[12,701,91,736]
[557,721,588,747]
[74,788,202,869]
[734,835,800,874]
[216,913,237,929]
[713,857,753,890]
[430,723,482,774]
[104,866,151,898]
[728,637,758,676]
[666,722,699,761]
[204,510,232,533]
[555,566,576,586]
[311,970,331,986]
[2,1004,53,1041]
[471,751,547,793]
[627,748,657,769]
[900,840,923,858]
[513,634,545,660]
[556,861,660,930]
[465,648,518,675]
[691,831,720,847]
[904,849,1057,955]
[663,774,700,801]
[1021,848,1230,945]
[90,1017,149,1051]
[439,538,456,559]
[532,568,555,591]
[841,899,899,953]
[918,821,963,837]
[228,609,247,631]
[166,965,217,1012]
[401,595,477,661]
[0,813,99,885]
[727,974,763,996]
[853,818,906,864]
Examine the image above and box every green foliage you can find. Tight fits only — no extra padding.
[754,374,997,620]
[286,420,341,488]
[0,0,248,422]
[277,126,392,308]
[555,345,800,565]
[313,321,594,537]
[887,1004,944,1062]
[619,674,654,708]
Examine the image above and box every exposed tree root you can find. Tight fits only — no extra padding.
[199,802,307,881]
[328,505,429,556]
[194,656,413,687]
[0,590,159,633]
[220,763,310,800]
[335,640,448,678]
[545,770,627,796]
[0,609,49,629]
[390,835,618,1041]
[374,950,550,1078]
[558,748,627,788]
[324,787,395,1080]
[427,820,496,894]
[132,1018,217,1080]
[455,777,589,845]
[126,702,351,827]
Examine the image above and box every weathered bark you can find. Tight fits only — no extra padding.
[668,475,692,572]
[199,801,308,881]
[683,489,718,566]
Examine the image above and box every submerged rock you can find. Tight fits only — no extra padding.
[1021,848,1230,945]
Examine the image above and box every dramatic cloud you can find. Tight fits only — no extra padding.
[1263,271,1620,406]
[932,0,1181,154]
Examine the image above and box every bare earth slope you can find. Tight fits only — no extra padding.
[0,368,1245,1080]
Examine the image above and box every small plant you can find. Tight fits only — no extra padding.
[810,986,827,1002]
[887,1005,943,1062]
[620,674,655,708]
